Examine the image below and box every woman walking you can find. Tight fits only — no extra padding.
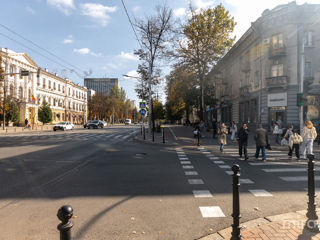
[230,121,238,142]
[288,129,303,159]
[218,123,228,152]
[301,120,318,159]
[284,124,294,157]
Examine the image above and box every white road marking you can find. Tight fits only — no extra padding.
[210,157,219,160]
[177,152,185,154]
[199,206,225,218]
[213,161,225,164]
[178,154,187,157]
[225,171,233,175]
[188,179,204,184]
[202,152,211,154]
[206,154,215,157]
[180,161,191,164]
[218,165,231,169]
[169,127,178,141]
[249,162,279,166]
[183,165,194,169]
[198,147,205,150]
[193,190,213,198]
[249,189,273,197]
[114,135,122,139]
[262,168,307,173]
[185,171,198,176]
[179,158,189,160]
[280,176,320,182]
[240,179,254,184]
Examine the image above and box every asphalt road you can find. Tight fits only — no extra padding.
[0,125,318,240]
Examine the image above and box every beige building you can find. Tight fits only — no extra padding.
[0,48,88,125]
[209,2,320,129]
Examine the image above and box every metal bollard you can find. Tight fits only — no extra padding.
[152,127,155,142]
[231,164,241,240]
[162,127,165,143]
[143,126,146,140]
[305,154,319,232]
[57,205,74,240]
[197,131,200,146]
[141,125,142,135]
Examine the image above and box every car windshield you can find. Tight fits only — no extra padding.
[58,122,66,125]
[92,120,99,123]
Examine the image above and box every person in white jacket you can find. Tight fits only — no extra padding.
[301,120,317,159]
[288,129,303,159]
[230,121,237,141]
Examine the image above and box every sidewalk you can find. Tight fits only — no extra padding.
[0,125,83,134]
[199,210,320,240]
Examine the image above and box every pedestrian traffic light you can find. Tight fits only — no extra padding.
[37,68,40,78]
[297,93,304,106]
[20,70,29,76]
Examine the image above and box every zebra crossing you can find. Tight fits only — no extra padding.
[0,130,138,142]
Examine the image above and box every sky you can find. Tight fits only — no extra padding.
[1,0,318,104]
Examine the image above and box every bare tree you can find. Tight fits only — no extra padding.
[134,4,174,133]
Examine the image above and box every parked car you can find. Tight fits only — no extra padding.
[87,120,104,129]
[84,120,93,128]
[125,119,132,125]
[53,122,73,131]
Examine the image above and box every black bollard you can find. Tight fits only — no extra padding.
[141,125,142,135]
[197,131,200,146]
[231,164,241,240]
[143,126,146,140]
[152,127,155,142]
[305,154,319,232]
[57,205,74,240]
[162,127,165,143]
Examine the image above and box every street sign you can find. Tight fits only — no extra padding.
[139,109,146,117]
[20,70,30,76]
[139,101,146,109]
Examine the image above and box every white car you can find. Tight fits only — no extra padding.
[53,122,74,131]
[125,119,131,125]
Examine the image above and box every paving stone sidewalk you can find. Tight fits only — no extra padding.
[199,210,320,240]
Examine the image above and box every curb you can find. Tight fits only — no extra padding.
[198,209,319,240]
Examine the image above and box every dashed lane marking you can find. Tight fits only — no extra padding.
[225,171,233,175]
[179,157,189,160]
[262,168,309,173]
[180,161,191,164]
[249,189,273,197]
[213,161,225,164]
[218,165,231,169]
[185,171,198,176]
[193,190,213,198]
[199,206,225,218]
[183,165,194,169]
[240,179,254,184]
[188,179,204,184]
[280,176,320,182]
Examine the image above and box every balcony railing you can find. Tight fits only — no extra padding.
[240,85,250,97]
[269,46,286,58]
[266,76,288,88]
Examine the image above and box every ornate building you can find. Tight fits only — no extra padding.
[0,48,88,125]
[210,2,320,129]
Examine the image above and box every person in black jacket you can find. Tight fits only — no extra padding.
[238,123,249,160]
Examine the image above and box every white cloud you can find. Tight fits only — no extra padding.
[132,6,141,12]
[123,70,140,79]
[173,8,186,17]
[26,6,35,14]
[47,0,75,15]
[80,3,117,27]
[63,35,73,44]
[193,0,215,9]
[73,48,102,57]
[119,51,138,61]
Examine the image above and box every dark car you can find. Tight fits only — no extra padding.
[84,120,93,128]
[87,120,104,129]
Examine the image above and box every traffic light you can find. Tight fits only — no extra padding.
[37,68,40,78]
[297,93,304,106]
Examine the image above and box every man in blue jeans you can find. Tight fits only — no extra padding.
[254,124,269,161]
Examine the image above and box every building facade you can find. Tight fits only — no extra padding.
[0,48,88,125]
[210,2,320,130]
[84,78,118,95]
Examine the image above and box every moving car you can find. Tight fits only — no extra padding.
[84,120,93,128]
[102,121,108,127]
[87,120,104,129]
[125,119,132,125]
[53,122,74,131]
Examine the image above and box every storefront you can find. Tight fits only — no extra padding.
[267,92,287,129]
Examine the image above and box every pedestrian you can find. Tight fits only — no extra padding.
[24,118,29,128]
[273,122,281,145]
[230,121,238,142]
[237,123,249,160]
[218,122,228,152]
[288,129,303,159]
[194,122,200,138]
[254,124,269,161]
[301,120,318,159]
[284,124,294,157]
[199,120,205,138]
[212,118,217,139]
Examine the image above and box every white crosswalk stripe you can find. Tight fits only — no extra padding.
[249,189,273,197]
[199,206,225,218]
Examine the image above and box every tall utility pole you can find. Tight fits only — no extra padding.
[148,63,153,137]
[2,48,8,130]
[299,27,305,133]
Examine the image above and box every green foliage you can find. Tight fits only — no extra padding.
[38,100,52,124]
[5,98,19,123]
[152,99,165,120]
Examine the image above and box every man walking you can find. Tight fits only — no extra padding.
[238,123,249,160]
[254,124,269,161]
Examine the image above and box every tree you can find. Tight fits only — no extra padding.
[134,4,174,132]
[177,4,235,120]
[153,99,165,120]
[38,100,52,124]
[5,98,19,124]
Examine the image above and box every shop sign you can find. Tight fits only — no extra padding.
[267,93,287,107]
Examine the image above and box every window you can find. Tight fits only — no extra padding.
[272,33,283,49]
[9,65,14,74]
[68,88,71,95]
[37,77,40,86]
[254,71,259,87]
[62,86,65,93]
[272,64,283,77]
[53,82,56,90]
[19,86,23,99]
[305,62,312,77]
[304,31,313,47]
[43,78,46,88]
[58,84,60,91]
[49,80,51,89]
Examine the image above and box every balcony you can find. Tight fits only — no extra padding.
[240,85,250,97]
[266,76,288,89]
[269,46,286,59]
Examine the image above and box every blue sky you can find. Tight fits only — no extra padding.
[1,0,317,103]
